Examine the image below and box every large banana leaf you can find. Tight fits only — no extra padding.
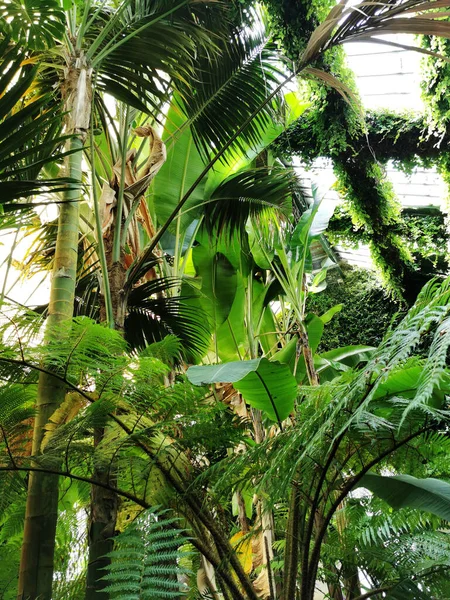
[214,278,247,362]
[187,358,297,423]
[318,344,375,368]
[288,183,338,264]
[214,276,279,361]
[182,243,238,341]
[151,100,206,234]
[357,473,450,521]
[315,345,376,381]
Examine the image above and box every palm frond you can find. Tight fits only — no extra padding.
[175,26,285,163]
[205,167,295,237]
[126,278,209,361]
[92,0,222,115]
[0,41,76,213]
[0,0,65,50]
[301,0,450,67]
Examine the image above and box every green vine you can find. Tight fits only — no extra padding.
[237,1,450,298]
[328,206,449,276]
[274,103,450,297]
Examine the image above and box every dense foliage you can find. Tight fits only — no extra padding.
[2,0,450,599]
[306,266,401,350]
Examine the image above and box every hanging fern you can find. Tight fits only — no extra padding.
[101,508,192,599]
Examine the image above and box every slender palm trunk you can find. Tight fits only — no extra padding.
[85,229,126,600]
[85,426,119,600]
[18,53,91,600]
[86,126,166,598]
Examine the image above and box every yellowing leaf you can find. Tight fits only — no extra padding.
[230,531,253,574]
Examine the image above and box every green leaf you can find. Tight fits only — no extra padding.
[204,92,309,194]
[187,358,297,423]
[271,338,297,368]
[205,167,293,238]
[1,0,65,49]
[304,314,324,354]
[151,99,206,234]
[102,508,191,598]
[319,303,343,324]
[270,314,324,382]
[288,187,338,260]
[215,278,247,362]
[320,345,375,368]
[357,474,450,521]
[175,29,285,165]
[372,366,425,400]
[370,365,450,409]
[190,246,237,333]
[315,345,375,381]
[187,358,261,386]
[312,268,328,289]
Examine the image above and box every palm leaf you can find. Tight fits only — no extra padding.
[0,42,76,213]
[205,167,294,237]
[175,26,285,164]
[92,1,222,114]
[0,0,65,50]
[126,277,209,361]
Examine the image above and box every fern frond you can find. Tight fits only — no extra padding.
[102,508,191,599]
[138,335,183,365]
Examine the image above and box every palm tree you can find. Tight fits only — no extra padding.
[3,1,229,597]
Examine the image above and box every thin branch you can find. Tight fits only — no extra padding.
[0,463,149,507]
[0,424,17,468]
[352,586,392,600]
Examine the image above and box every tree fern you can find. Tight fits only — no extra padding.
[102,508,191,599]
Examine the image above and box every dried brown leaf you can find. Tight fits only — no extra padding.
[253,568,271,599]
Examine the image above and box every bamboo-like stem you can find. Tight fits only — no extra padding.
[17,52,91,600]
[0,227,19,306]
[17,142,83,599]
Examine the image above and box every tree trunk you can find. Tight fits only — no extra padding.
[18,52,91,600]
[283,482,302,600]
[85,427,119,600]
[85,208,126,598]
[86,124,166,598]
[85,259,125,599]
